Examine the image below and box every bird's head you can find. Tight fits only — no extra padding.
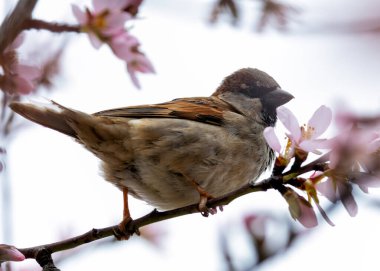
[212,68,294,126]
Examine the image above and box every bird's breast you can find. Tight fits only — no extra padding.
[100,118,271,210]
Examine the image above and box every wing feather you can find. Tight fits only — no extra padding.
[93,97,240,126]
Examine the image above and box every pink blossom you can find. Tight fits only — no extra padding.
[244,214,268,239]
[336,181,358,217]
[327,110,380,195]
[4,34,24,52]
[264,105,332,160]
[109,32,154,88]
[0,245,25,262]
[126,53,155,89]
[307,169,359,217]
[263,127,281,153]
[109,32,140,60]
[316,176,358,217]
[0,34,40,95]
[11,64,41,94]
[71,0,154,88]
[315,130,380,218]
[72,0,131,48]
[315,176,337,202]
[319,110,380,217]
[352,173,380,193]
[93,0,130,12]
[282,188,318,228]
[329,121,380,170]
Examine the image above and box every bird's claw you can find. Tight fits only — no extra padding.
[114,217,140,240]
[198,193,224,217]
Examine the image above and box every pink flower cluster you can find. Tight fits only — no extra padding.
[263,105,380,227]
[0,34,40,95]
[264,105,332,162]
[316,110,380,217]
[72,0,154,88]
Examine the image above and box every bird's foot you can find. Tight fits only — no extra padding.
[113,216,140,240]
[197,190,223,217]
[184,175,224,217]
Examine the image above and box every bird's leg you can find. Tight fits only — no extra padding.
[114,188,140,240]
[122,187,131,220]
[186,177,218,217]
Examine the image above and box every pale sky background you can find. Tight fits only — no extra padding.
[1,0,380,270]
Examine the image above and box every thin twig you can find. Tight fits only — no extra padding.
[283,152,330,177]
[22,19,80,33]
[17,178,273,259]
[10,154,336,266]
[0,0,38,53]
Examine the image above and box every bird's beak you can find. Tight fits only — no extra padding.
[263,88,294,108]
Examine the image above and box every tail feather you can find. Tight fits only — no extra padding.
[9,101,77,138]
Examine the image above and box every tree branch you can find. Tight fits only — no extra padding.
[6,153,336,269]
[0,0,38,52]
[15,155,327,261]
[283,152,330,178]
[22,19,80,33]
[17,177,274,259]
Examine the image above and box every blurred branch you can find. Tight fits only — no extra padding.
[22,19,80,33]
[283,152,330,177]
[17,178,273,259]
[219,230,237,271]
[0,0,38,53]
[210,0,240,25]
[209,0,299,31]
[257,0,299,32]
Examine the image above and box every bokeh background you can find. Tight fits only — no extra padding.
[1,0,380,270]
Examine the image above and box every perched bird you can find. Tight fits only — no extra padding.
[10,68,293,236]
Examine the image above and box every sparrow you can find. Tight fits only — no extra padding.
[10,68,293,236]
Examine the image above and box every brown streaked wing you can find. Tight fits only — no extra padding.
[93,97,240,126]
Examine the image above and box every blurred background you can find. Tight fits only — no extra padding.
[1,0,380,270]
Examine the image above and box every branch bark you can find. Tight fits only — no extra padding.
[0,0,38,52]
[17,177,273,259]
[8,157,329,269]
[22,19,80,33]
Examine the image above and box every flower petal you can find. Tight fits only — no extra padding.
[13,76,35,94]
[317,178,337,203]
[93,0,129,13]
[110,33,139,61]
[297,198,318,228]
[299,138,333,153]
[71,4,87,24]
[315,202,335,226]
[276,106,301,142]
[368,137,380,154]
[132,54,155,73]
[16,64,40,80]
[328,149,340,170]
[126,66,140,89]
[283,189,318,228]
[337,182,358,217]
[352,174,380,190]
[6,34,25,52]
[93,0,109,13]
[110,0,130,10]
[0,245,25,262]
[88,33,103,49]
[263,127,281,153]
[308,105,332,139]
[102,12,131,36]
